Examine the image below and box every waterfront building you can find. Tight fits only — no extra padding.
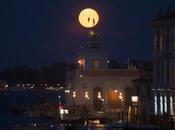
[131,71,152,121]
[153,9,175,115]
[66,29,141,119]
[0,80,8,91]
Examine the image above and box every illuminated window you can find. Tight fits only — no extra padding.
[93,87,102,111]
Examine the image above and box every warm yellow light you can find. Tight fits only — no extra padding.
[119,95,123,100]
[85,91,89,99]
[73,91,76,98]
[78,60,82,64]
[89,30,95,36]
[78,59,85,65]
[131,96,138,102]
[78,8,99,28]
[98,92,101,99]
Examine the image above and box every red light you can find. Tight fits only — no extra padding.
[56,104,64,109]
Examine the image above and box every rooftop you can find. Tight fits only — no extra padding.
[78,69,140,77]
[155,9,175,21]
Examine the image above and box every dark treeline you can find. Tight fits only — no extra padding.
[0,63,76,86]
[0,60,152,86]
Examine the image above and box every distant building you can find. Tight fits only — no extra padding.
[153,9,175,115]
[66,30,141,119]
[131,71,152,121]
[0,80,8,91]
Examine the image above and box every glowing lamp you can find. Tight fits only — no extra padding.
[131,96,138,102]
[73,91,76,98]
[60,109,64,114]
[78,60,82,64]
[97,92,101,99]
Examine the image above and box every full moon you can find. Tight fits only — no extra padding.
[78,8,99,28]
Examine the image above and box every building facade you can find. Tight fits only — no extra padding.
[66,30,141,118]
[153,10,175,115]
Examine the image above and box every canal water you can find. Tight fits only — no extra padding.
[0,92,153,130]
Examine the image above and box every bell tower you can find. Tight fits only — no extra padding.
[78,8,108,70]
[78,40,108,70]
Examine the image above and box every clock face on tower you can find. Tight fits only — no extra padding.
[78,8,99,28]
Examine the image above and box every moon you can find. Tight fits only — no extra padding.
[78,8,99,28]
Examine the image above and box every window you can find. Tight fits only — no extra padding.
[78,59,85,70]
[93,59,100,70]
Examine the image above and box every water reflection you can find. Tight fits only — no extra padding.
[63,124,124,130]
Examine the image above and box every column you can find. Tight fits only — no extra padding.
[164,95,167,113]
[160,94,163,114]
[170,95,174,115]
[154,93,158,114]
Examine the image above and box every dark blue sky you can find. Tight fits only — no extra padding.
[1,0,175,68]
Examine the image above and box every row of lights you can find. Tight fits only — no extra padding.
[17,83,61,87]
[68,90,123,101]
[78,59,110,64]
[115,89,123,100]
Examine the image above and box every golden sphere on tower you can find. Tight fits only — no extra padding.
[78,8,99,28]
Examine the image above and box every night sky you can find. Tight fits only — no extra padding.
[1,0,175,68]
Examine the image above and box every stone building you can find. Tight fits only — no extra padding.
[153,9,175,115]
[66,30,141,118]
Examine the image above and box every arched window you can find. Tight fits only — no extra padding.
[93,87,103,111]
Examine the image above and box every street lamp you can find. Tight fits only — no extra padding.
[73,91,76,98]
[119,92,123,100]
[97,92,101,99]
[85,91,90,100]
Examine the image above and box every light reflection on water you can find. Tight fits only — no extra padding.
[57,124,124,130]
[11,123,125,130]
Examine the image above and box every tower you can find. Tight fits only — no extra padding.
[65,8,140,118]
[78,29,108,70]
[78,8,108,70]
